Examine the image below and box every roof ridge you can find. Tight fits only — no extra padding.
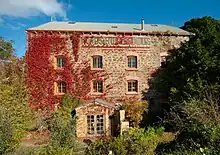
[48,21,164,26]
[27,21,191,35]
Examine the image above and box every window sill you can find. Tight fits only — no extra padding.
[54,93,65,96]
[125,68,138,71]
[126,92,138,95]
[91,92,104,96]
[54,68,65,71]
[91,68,104,71]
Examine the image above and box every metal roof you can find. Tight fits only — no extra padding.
[75,98,115,109]
[94,98,115,108]
[27,21,191,35]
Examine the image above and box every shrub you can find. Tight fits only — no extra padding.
[85,127,165,155]
[124,100,148,127]
[0,111,14,154]
[0,72,35,153]
[50,113,76,148]
[49,94,78,149]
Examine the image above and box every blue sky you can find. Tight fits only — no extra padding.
[0,0,219,57]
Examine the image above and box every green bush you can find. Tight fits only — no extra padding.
[162,146,220,155]
[50,113,76,148]
[0,80,35,153]
[85,127,165,155]
[49,94,78,149]
[0,112,14,154]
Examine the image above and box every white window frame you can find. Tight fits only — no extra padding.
[93,80,103,93]
[87,115,105,135]
[127,56,137,68]
[92,55,103,68]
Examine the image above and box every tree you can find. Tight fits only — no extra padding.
[148,16,220,121]
[0,36,14,60]
[124,99,148,127]
[147,16,220,154]
[0,37,34,153]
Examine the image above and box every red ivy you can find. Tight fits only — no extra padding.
[26,32,155,110]
[26,32,109,110]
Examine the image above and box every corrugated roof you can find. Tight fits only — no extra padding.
[27,21,191,35]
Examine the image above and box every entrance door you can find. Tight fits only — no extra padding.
[87,115,105,135]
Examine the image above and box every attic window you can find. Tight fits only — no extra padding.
[111,26,118,28]
[68,22,76,24]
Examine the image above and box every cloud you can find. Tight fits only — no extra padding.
[0,0,68,19]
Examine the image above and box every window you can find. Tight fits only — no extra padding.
[87,115,95,134]
[160,56,167,68]
[93,80,103,93]
[128,80,138,92]
[87,115,104,135]
[56,81,66,93]
[96,115,104,134]
[57,56,65,68]
[93,56,103,68]
[128,56,137,68]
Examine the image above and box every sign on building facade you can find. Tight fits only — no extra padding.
[81,35,157,47]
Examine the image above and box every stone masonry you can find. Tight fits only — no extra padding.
[65,34,189,101]
[27,22,190,138]
[75,99,115,138]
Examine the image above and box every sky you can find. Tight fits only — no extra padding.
[0,0,219,57]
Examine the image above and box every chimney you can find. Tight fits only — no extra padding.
[141,18,145,31]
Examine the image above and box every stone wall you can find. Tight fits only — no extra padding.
[77,34,189,101]
[27,31,189,138]
[75,102,115,138]
[28,32,188,102]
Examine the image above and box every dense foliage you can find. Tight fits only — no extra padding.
[85,127,165,155]
[150,16,220,107]
[0,36,14,59]
[26,32,108,110]
[49,94,78,149]
[147,16,220,154]
[0,48,34,153]
[124,99,148,127]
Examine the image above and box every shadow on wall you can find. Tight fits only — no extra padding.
[141,66,170,129]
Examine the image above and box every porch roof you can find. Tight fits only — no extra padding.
[75,98,115,109]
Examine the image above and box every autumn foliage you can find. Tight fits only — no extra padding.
[26,32,108,110]
[124,99,148,127]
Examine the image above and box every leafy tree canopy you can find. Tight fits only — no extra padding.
[0,37,15,60]
[148,16,220,155]
[151,16,220,105]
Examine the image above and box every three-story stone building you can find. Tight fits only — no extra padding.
[26,20,190,138]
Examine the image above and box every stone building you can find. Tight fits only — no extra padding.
[26,20,190,138]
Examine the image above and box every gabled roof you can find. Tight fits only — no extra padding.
[27,21,191,35]
[75,98,115,109]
